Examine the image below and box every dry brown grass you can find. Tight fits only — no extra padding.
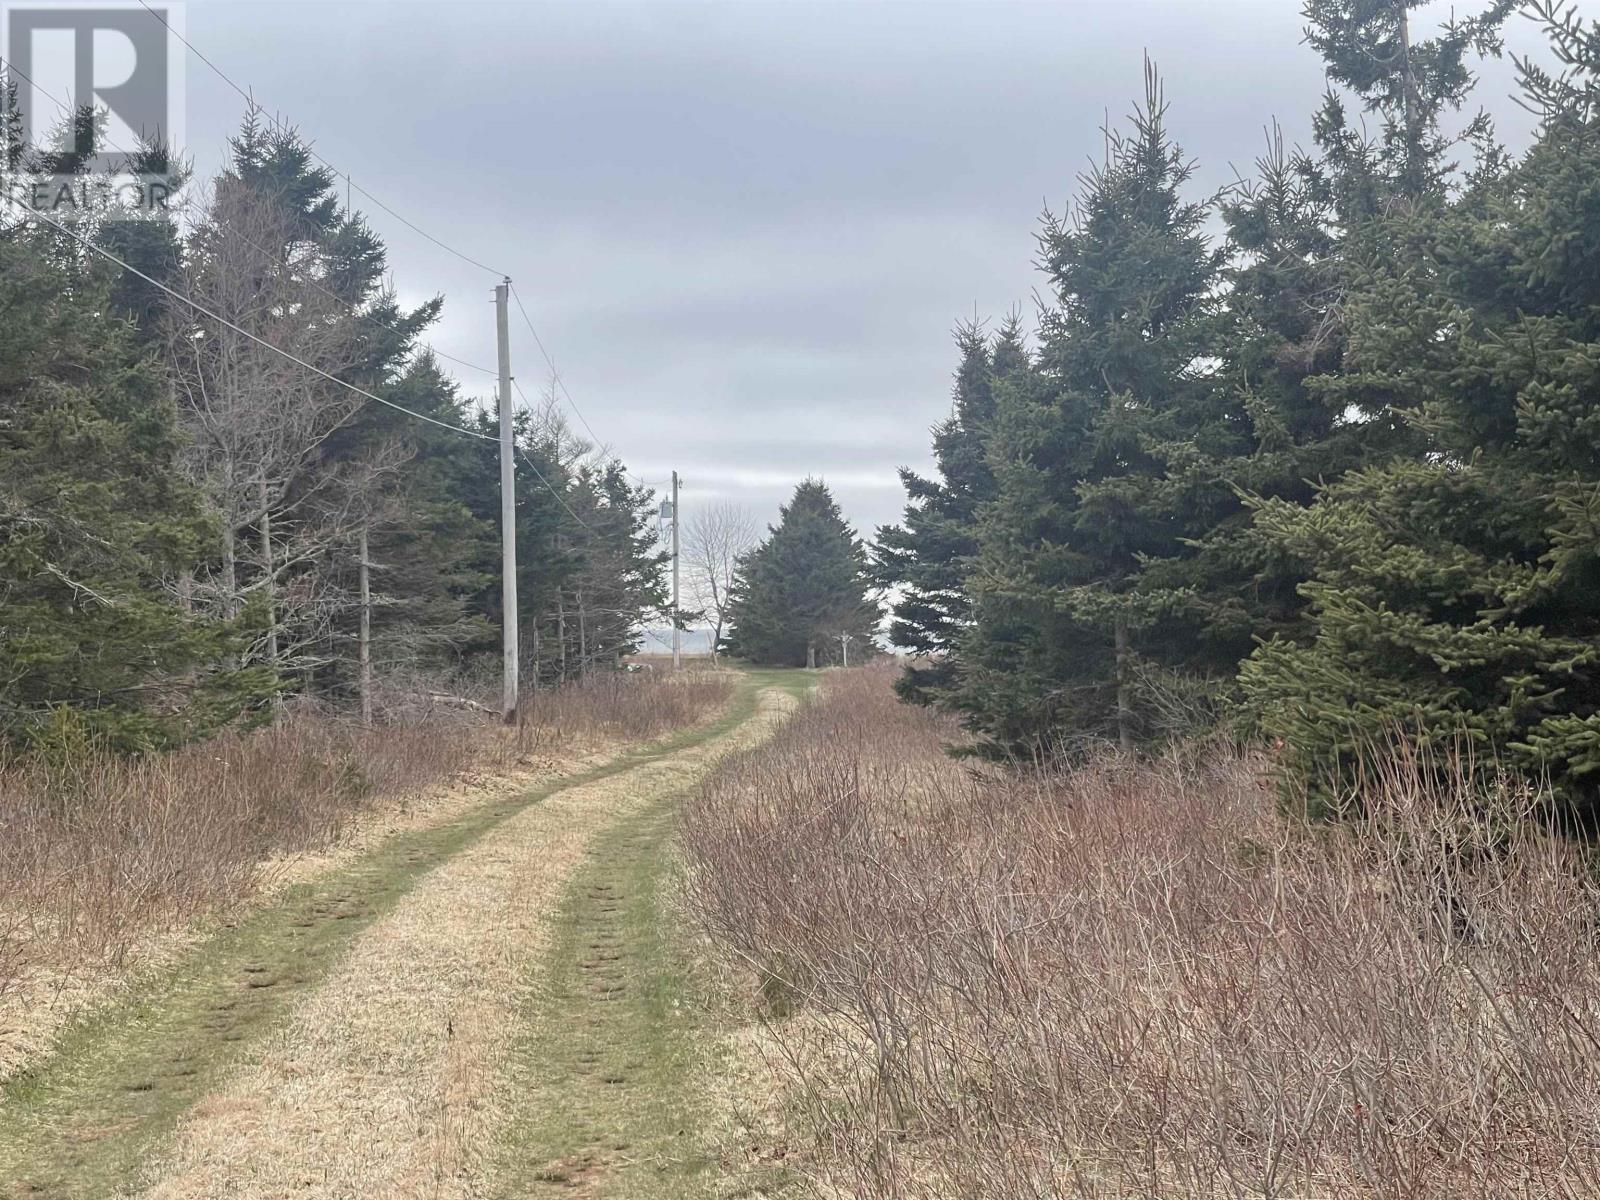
[682,664,1600,1199]
[0,670,732,1074]
[519,664,731,744]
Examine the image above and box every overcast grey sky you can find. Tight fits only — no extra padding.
[179,0,1547,540]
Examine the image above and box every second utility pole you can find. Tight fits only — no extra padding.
[495,278,519,723]
[671,470,681,671]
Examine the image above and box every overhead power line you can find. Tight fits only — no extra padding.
[508,284,605,449]
[132,0,504,278]
[510,378,597,534]
[508,283,649,489]
[518,447,595,535]
[8,16,640,528]
[122,4,638,492]
[343,177,503,279]
[0,87,605,534]
[8,188,609,538]
[196,219,502,379]
[0,192,498,443]
[0,54,500,381]
[123,5,641,492]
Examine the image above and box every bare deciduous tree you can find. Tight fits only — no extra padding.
[166,174,403,680]
[684,499,757,659]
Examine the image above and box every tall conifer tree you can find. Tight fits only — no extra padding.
[954,64,1218,757]
[1243,9,1600,816]
[726,481,880,667]
[876,316,1025,705]
[0,222,264,747]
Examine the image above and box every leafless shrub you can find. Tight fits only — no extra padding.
[682,664,1600,1199]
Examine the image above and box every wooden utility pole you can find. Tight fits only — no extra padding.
[358,525,372,728]
[671,470,681,671]
[495,278,519,723]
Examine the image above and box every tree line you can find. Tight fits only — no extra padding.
[876,1,1600,818]
[1,105,668,750]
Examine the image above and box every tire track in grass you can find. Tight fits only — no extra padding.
[0,682,765,1200]
[491,671,812,1200]
[131,681,800,1199]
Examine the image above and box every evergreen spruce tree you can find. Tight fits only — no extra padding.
[510,409,590,683]
[353,355,495,682]
[1111,0,1519,751]
[0,222,265,748]
[574,463,672,668]
[953,64,1219,758]
[725,481,880,667]
[875,316,1025,705]
[1131,133,1344,679]
[1242,6,1600,816]
[1303,0,1516,201]
[464,400,668,684]
[173,114,493,699]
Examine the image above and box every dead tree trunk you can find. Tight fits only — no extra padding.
[1115,615,1134,753]
[557,595,568,680]
[358,525,372,728]
[259,474,278,665]
[577,589,589,676]
[220,521,238,620]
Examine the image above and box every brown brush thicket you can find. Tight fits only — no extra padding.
[519,666,731,744]
[0,671,731,1000]
[682,665,1600,1199]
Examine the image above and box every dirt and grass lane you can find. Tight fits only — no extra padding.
[489,670,809,1199]
[0,671,804,1199]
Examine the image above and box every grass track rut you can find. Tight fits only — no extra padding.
[0,679,770,1200]
[489,671,811,1199]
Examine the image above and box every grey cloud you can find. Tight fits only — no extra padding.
[188,0,1548,540]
